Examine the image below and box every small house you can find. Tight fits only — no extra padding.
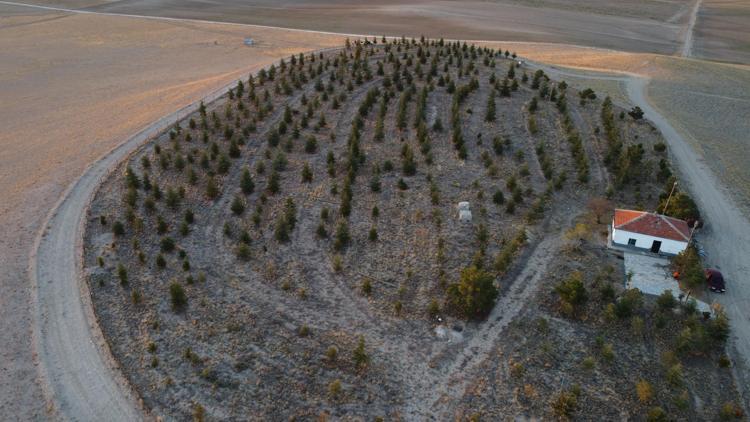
[612,209,690,255]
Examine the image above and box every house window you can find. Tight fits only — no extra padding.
[628,238,637,246]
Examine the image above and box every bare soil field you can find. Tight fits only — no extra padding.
[692,0,750,64]
[0,6,344,418]
[83,39,740,419]
[23,0,750,64]
[23,0,684,56]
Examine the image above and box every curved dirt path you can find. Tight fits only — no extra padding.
[28,60,337,420]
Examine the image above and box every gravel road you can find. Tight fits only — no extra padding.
[529,58,750,410]
[625,76,750,410]
[29,64,303,421]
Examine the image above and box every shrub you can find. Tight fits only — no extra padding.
[581,356,595,370]
[615,289,642,319]
[492,190,505,205]
[719,402,743,420]
[672,246,704,289]
[334,222,351,250]
[361,278,372,296]
[206,177,219,199]
[236,244,251,261]
[555,271,588,317]
[601,343,615,362]
[298,324,310,337]
[402,144,417,176]
[666,363,683,386]
[268,170,280,194]
[304,136,318,153]
[160,237,176,253]
[332,255,343,273]
[353,336,369,369]
[169,282,187,311]
[155,254,166,268]
[628,106,644,120]
[447,266,498,319]
[636,380,653,403]
[116,263,127,285]
[656,290,677,311]
[368,227,378,242]
[647,407,667,422]
[301,163,313,182]
[326,346,338,362]
[112,221,125,236]
[316,223,328,238]
[230,196,245,215]
[551,388,579,418]
[240,168,255,194]
[324,379,343,403]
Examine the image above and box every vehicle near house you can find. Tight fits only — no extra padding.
[705,269,726,293]
[611,209,691,255]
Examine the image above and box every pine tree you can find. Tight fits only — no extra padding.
[485,91,496,122]
[240,168,255,194]
[301,163,313,183]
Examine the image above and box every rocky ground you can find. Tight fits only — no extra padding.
[83,39,741,420]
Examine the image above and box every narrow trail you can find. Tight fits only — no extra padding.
[681,0,702,58]
[425,219,569,419]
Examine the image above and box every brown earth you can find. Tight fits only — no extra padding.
[0,6,344,418]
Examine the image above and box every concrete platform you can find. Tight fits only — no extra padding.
[623,252,711,313]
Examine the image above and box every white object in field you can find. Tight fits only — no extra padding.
[459,209,472,223]
[244,38,255,46]
[457,202,470,212]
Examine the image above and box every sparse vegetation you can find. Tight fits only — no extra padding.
[82,40,736,421]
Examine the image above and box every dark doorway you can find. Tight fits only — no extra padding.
[650,240,662,253]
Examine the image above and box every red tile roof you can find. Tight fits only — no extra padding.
[613,209,690,242]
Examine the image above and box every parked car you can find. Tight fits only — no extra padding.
[705,269,726,293]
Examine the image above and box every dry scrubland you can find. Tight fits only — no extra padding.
[85,39,740,420]
[0,5,343,418]
[489,42,750,214]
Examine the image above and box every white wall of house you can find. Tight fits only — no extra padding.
[612,227,688,255]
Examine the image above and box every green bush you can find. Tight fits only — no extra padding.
[240,168,254,194]
[117,263,127,285]
[334,222,351,250]
[169,282,187,311]
[353,336,369,369]
[555,271,588,317]
[447,266,498,319]
[230,196,245,215]
[160,237,175,253]
[112,221,125,236]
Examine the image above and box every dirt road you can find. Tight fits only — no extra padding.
[31,78,236,421]
[680,0,702,57]
[625,76,750,409]
[28,56,357,418]
[528,57,750,409]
